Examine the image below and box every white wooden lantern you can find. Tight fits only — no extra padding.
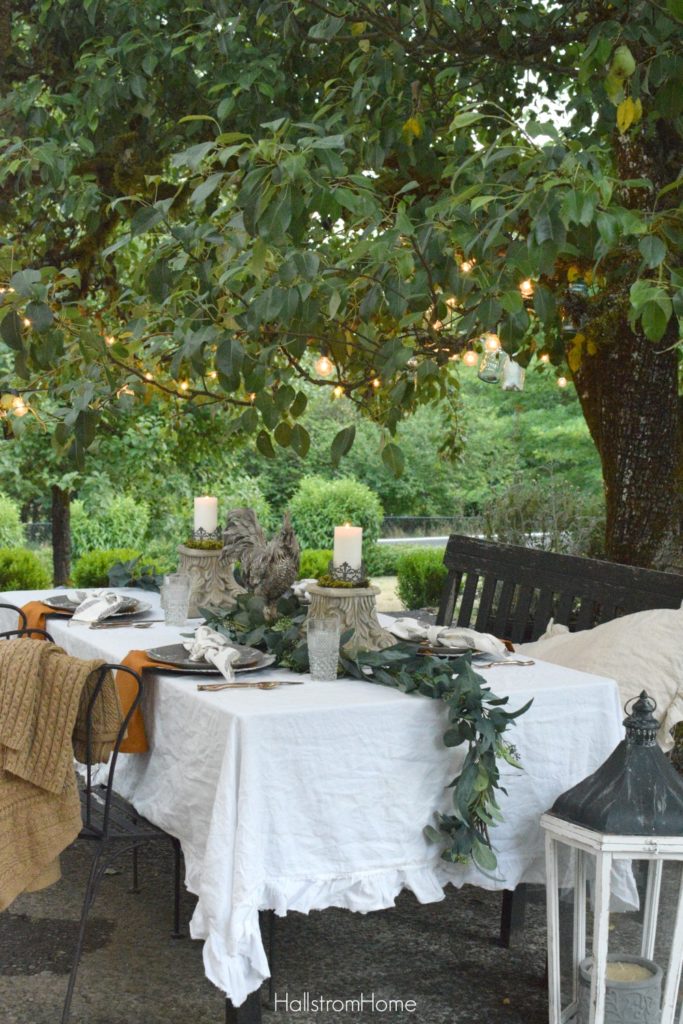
[542,692,683,1024]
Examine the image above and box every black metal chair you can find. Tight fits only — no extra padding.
[61,660,183,1023]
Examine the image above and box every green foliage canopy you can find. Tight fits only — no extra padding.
[0,0,680,564]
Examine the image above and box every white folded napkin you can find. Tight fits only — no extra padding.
[292,579,317,602]
[388,617,507,657]
[183,625,242,681]
[71,591,132,624]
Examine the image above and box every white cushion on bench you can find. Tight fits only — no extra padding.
[517,606,683,751]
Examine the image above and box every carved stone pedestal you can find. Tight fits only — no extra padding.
[306,584,395,656]
[177,545,245,618]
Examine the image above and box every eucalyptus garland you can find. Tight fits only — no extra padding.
[202,592,531,871]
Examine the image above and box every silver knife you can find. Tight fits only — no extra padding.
[89,619,165,630]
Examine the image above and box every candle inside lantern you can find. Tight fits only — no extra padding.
[333,524,363,570]
[194,496,218,534]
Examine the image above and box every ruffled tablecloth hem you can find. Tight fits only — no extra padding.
[191,862,452,1005]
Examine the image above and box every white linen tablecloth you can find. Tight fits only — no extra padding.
[1,590,631,1005]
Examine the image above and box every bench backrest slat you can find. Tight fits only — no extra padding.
[437,535,683,643]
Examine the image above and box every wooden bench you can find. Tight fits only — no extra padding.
[436,534,683,946]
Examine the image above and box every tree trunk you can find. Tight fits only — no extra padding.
[51,485,72,585]
[573,320,682,570]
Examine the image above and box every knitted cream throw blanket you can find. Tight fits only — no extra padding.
[0,639,122,911]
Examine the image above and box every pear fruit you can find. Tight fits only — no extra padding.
[610,45,636,80]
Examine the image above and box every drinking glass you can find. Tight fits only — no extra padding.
[307,616,341,682]
[160,575,191,627]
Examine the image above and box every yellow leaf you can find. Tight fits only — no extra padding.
[583,269,594,285]
[351,21,367,35]
[586,339,598,356]
[633,98,643,123]
[568,335,584,373]
[358,38,370,53]
[401,116,423,143]
[567,265,581,282]
[617,97,636,134]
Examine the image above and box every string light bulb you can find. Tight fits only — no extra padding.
[333,385,345,398]
[22,317,31,328]
[557,376,568,389]
[179,380,190,392]
[144,371,154,381]
[248,392,256,403]
[208,370,218,380]
[315,354,334,377]
[539,352,551,364]
[105,335,115,346]
[462,349,479,367]
[460,259,475,274]
[519,279,534,300]
[11,397,28,417]
[371,377,381,389]
[482,332,501,352]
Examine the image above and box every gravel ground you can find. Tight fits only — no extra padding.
[1,840,550,1024]
[3,839,681,1024]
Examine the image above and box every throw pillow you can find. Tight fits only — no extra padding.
[517,607,683,751]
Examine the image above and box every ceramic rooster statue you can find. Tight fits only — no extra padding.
[222,508,300,619]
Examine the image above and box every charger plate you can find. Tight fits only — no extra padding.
[145,642,276,675]
[43,594,151,617]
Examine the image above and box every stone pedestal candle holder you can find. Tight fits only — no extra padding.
[177,544,245,618]
[306,583,395,657]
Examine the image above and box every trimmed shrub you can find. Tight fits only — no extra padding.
[396,548,447,610]
[72,548,165,588]
[0,495,25,548]
[299,544,429,581]
[0,548,51,590]
[299,549,332,579]
[289,477,383,551]
[363,543,429,577]
[71,495,151,560]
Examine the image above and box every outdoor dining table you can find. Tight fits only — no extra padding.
[1,588,635,1017]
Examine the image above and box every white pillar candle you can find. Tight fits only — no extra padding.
[194,496,218,534]
[333,524,363,570]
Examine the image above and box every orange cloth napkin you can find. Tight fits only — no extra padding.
[20,601,71,634]
[116,651,159,754]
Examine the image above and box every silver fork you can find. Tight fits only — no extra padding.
[477,658,535,668]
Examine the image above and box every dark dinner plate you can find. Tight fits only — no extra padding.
[44,594,151,617]
[145,643,276,675]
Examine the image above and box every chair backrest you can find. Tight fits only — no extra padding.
[0,627,54,642]
[0,602,27,632]
[80,663,142,837]
[437,535,683,644]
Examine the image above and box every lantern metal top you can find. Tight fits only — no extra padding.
[548,691,683,836]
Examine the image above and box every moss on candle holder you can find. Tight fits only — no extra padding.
[316,573,370,589]
[184,538,223,551]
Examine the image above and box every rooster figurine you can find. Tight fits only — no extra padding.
[222,508,300,619]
